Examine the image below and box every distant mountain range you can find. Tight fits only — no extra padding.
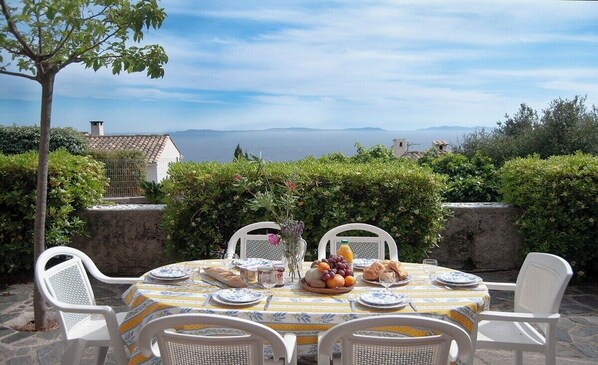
[171,126,481,135]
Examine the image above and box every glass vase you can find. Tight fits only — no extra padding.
[281,237,307,283]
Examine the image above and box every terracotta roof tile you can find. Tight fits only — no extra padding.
[85,135,171,163]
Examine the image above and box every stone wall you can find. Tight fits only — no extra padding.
[72,203,524,275]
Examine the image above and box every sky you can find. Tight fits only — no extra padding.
[1,0,598,134]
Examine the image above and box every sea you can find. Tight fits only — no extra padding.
[170,127,479,163]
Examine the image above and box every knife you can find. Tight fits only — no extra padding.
[409,301,418,312]
[203,293,213,306]
[263,294,273,310]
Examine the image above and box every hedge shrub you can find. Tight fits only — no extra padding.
[162,159,449,262]
[501,153,598,278]
[0,124,87,155]
[0,149,107,276]
[418,150,501,202]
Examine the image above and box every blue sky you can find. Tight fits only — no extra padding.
[1,0,598,134]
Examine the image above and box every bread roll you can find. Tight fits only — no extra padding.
[386,260,409,280]
[203,267,247,288]
[363,261,386,280]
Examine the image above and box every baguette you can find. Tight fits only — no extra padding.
[203,267,247,288]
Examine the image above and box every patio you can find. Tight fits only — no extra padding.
[0,270,596,365]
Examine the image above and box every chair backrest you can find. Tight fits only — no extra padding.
[138,313,292,365]
[317,223,399,261]
[514,252,573,317]
[318,315,472,365]
[35,247,98,340]
[227,221,282,260]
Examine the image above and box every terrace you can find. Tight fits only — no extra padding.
[1,270,596,364]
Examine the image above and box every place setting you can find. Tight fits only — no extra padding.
[210,288,265,306]
[356,290,412,310]
[143,266,192,284]
[433,271,484,290]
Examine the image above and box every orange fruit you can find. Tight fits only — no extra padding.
[317,262,331,272]
[344,275,356,287]
[337,244,353,262]
[326,274,345,288]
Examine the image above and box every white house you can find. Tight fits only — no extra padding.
[392,138,450,159]
[85,121,182,183]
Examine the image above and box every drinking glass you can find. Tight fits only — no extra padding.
[422,259,438,282]
[223,252,239,270]
[259,270,277,295]
[379,269,396,292]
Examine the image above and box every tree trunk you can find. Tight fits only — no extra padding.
[33,72,55,331]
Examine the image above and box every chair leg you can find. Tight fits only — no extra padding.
[110,342,130,365]
[515,350,523,365]
[95,346,108,365]
[62,340,86,365]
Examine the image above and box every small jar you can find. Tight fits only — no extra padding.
[273,263,285,287]
[240,267,257,284]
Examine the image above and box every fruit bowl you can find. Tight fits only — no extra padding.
[299,278,354,294]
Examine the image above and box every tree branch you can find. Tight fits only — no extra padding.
[0,69,37,81]
[0,0,38,59]
[57,27,122,71]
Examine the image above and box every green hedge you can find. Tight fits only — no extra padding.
[501,153,598,278]
[0,124,87,155]
[162,159,449,262]
[0,150,107,276]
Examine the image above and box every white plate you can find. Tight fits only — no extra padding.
[353,258,376,269]
[233,258,277,268]
[146,274,190,282]
[215,288,264,303]
[211,294,263,306]
[359,275,413,287]
[436,272,481,285]
[357,297,410,309]
[149,267,188,279]
[360,291,409,306]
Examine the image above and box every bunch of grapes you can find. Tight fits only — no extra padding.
[320,255,354,281]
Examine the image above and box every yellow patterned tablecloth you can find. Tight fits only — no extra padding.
[120,260,489,365]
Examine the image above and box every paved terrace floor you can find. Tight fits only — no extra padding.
[1,270,596,365]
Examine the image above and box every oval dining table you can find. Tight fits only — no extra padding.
[119,260,490,365]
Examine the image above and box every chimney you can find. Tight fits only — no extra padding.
[90,121,104,136]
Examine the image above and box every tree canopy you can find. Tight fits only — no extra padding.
[456,96,598,165]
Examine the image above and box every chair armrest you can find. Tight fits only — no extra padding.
[282,333,297,365]
[477,310,560,324]
[95,275,142,285]
[484,281,516,291]
[51,301,115,316]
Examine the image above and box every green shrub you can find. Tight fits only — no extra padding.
[0,149,107,276]
[418,150,501,202]
[500,153,598,278]
[89,149,146,197]
[318,143,395,163]
[0,124,87,155]
[162,159,449,262]
[140,180,166,203]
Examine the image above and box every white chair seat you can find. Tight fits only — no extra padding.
[477,320,546,348]
[72,312,128,345]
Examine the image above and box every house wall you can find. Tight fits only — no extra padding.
[155,138,181,182]
[72,203,525,276]
[146,163,158,183]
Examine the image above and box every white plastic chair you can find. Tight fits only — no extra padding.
[471,252,573,365]
[317,314,472,365]
[138,313,297,365]
[317,223,399,261]
[35,246,140,365]
[227,221,282,260]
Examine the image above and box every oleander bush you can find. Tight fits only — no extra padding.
[0,124,88,155]
[0,150,107,277]
[501,153,598,278]
[162,159,449,262]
